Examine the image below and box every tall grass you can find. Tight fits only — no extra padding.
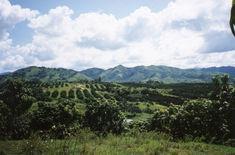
[0,131,234,155]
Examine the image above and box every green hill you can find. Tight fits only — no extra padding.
[81,65,235,83]
[1,65,235,83]
[0,66,90,82]
[80,67,105,79]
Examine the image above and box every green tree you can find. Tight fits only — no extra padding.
[84,101,124,135]
[60,90,67,98]
[0,100,11,139]
[31,99,80,138]
[0,79,35,116]
[210,75,232,102]
[51,90,59,98]
[31,87,49,101]
[45,91,51,98]
[76,89,84,100]
[148,75,234,144]
[148,99,231,143]
[0,79,35,139]
[68,89,75,99]
[210,75,235,140]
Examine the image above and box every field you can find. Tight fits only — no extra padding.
[1,132,235,155]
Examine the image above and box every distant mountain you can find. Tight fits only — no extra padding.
[80,68,105,80]
[1,65,235,83]
[0,72,10,76]
[81,65,235,83]
[198,66,235,76]
[0,66,90,82]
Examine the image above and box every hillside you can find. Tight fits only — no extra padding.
[1,65,235,83]
[80,67,105,79]
[0,66,91,82]
[81,65,235,83]
[199,66,235,76]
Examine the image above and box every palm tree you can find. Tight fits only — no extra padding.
[230,0,235,36]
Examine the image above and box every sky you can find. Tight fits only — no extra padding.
[0,0,235,72]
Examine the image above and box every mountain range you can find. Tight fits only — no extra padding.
[1,65,235,83]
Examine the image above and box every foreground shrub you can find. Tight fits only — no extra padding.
[148,75,234,144]
[31,99,81,138]
[148,99,231,144]
[0,100,11,139]
[0,79,35,139]
[84,101,125,135]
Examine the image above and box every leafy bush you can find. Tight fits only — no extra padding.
[0,100,11,139]
[51,90,59,98]
[148,99,231,143]
[10,114,32,139]
[76,89,84,100]
[31,100,81,138]
[60,90,67,98]
[45,91,51,97]
[31,87,49,101]
[68,89,75,99]
[84,101,125,135]
[147,75,234,144]
[0,79,35,139]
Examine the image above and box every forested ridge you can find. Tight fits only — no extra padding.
[2,65,235,83]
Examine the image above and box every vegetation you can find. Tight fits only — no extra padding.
[60,90,67,98]
[1,132,235,155]
[31,100,81,139]
[0,73,234,154]
[84,101,124,135]
[0,79,35,139]
[1,65,235,83]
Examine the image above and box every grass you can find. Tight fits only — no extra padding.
[124,102,167,122]
[0,132,234,155]
[137,102,167,111]
[131,113,153,122]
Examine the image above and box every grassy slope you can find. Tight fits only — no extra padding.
[0,132,234,155]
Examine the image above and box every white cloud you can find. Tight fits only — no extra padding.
[0,0,39,72]
[0,0,235,72]
[0,0,38,38]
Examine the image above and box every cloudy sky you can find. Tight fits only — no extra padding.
[0,0,235,72]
